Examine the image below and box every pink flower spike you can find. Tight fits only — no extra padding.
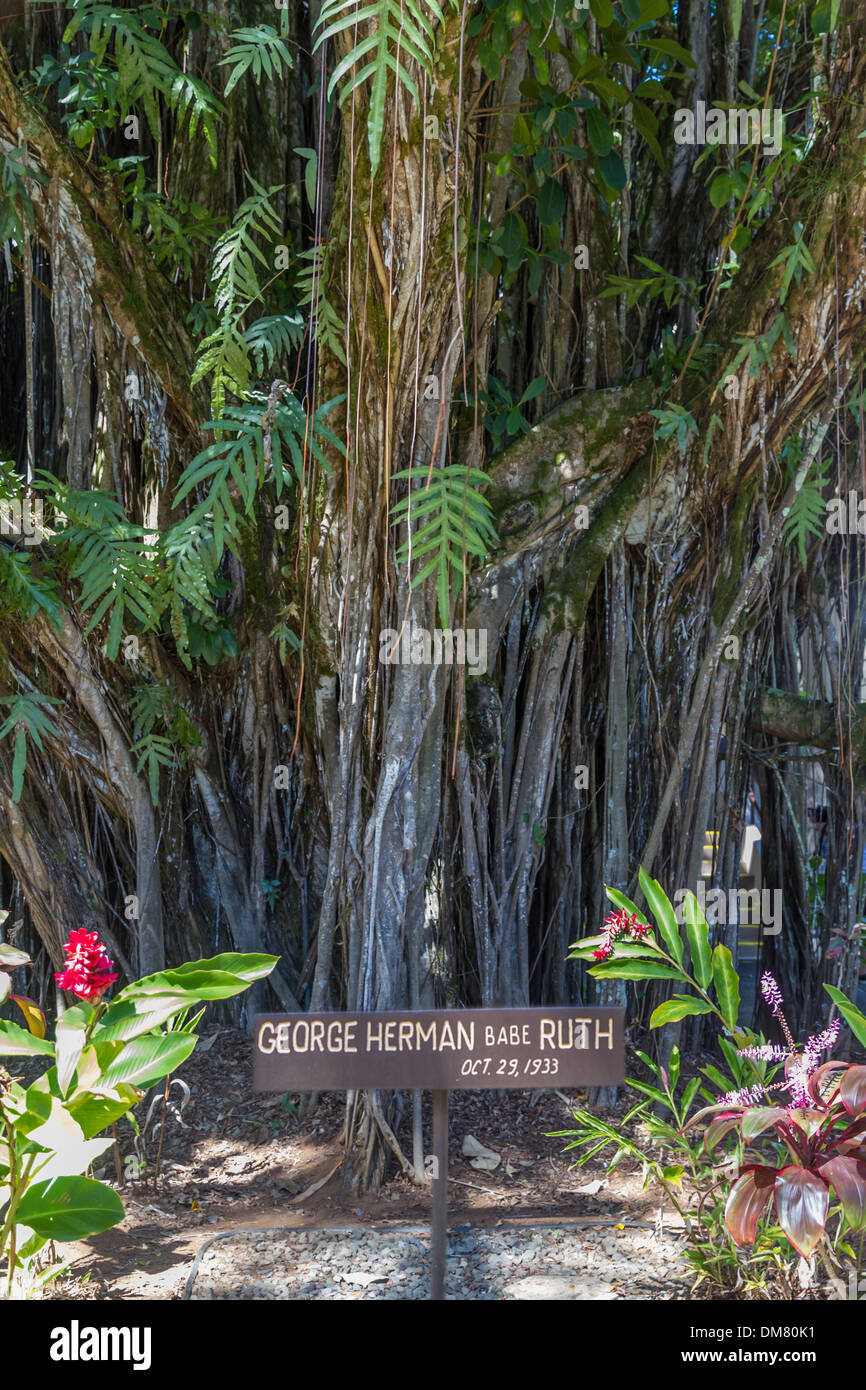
[760,971,784,1017]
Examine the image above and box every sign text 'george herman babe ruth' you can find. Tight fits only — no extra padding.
[253,1007,624,1091]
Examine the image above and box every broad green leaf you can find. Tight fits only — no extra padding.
[92,1033,197,1092]
[16,1175,124,1242]
[640,36,697,67]
[649,996,713,1028]
[585,107,613,156]
[95,994,197,1043]
[590,0,614,26]
[824,985,866,1050]
[0,1018,54,1058]
[25,1099,114,1182]
[536,178,566,226]
[712,944,740,1031]
[55,1005,91,1097]
[709,172,737,208]
[589,959,684,982]
[67,1086,139,1140]
[597,151,627,190]
[604,887,649,924]
[115,951,277,1002]
[638,866,684,964]
[637,0,669,20]
[684,893,713,989]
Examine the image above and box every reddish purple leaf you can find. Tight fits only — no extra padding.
[705,1114,741,1152]
[808,1060,846,1105]
[820,1156,866,1230]
[840,1066,866,1118]
[741,1106,789,1140]
[774,1167,829,1257]
[725,1165,776,1246]
[785,1106,827,1138]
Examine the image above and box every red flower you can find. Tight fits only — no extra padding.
[594,908,653,962]
[55,929,118,1002]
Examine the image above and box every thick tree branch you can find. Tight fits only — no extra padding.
[0,49,202,439]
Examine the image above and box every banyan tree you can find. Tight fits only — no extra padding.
[0,0,865,1185]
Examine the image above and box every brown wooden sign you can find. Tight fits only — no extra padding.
[252,1007,624,1092]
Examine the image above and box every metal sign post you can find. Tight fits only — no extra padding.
[252,1006,624,1301]
[430,1089,448,1300]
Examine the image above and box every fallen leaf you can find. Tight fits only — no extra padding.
[462,1134,501,1171]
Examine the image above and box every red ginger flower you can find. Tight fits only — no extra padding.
[593,908,652,960]
[55,929,118,1001]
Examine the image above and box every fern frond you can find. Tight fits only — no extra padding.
[0,691,61,802]
[391,465,496,626]
[0,547,62,628]
[48,484,159,658]
[296,245,347,366]
[783,455,831,568]
[65,4,224,161]
[130,730,175,807]
[315,0,444,174]
[194,179,285,413]
[245,313,304,375]
[220,25,294,96]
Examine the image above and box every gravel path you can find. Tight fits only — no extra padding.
[185,1221,691,1300]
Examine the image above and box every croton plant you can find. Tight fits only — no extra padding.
[694,973,866,1259]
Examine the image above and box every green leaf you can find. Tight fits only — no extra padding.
[585,107,613,156]
[649,996,714,1028]
[16,1175,124,1243]
[712,944,741,1031]
[597,151,627,190]
[640,36,697,67]
[93,1034,197,1092]
[824,985,866,1050]
[117,952,277,1002]
[684,892,713,989]
[55,1005,91,1097]
[0,1018,54,1058]
[66,1088,138,1140]
[709,171,737,208]
[637,0,670,20]
[536,178,566,225]
[95,994,201,1043]
[589,0,614,26]
[638,866,684,964]
[589,960,684,982]
[604,887,649,924]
